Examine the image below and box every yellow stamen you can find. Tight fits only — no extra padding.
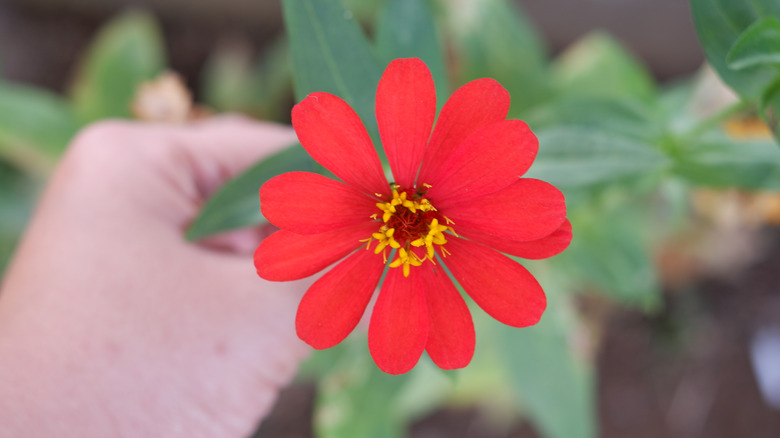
[418,198,435,212]
[374,240,389,254]
[366,184,455,277]
[372,225,400,254]
[388,248,423,277]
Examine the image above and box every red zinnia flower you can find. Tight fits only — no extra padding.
[254,58,570,374]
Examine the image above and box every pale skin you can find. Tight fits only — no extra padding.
[0,117,312,437]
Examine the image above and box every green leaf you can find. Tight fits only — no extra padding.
[655,78,702,136]
[552,32,656,101]
[0,81,80,175]
[524,127,671,192]
[498,286,596,438]
[674,132,780,189]
[525,96,661,143]
[282,0,384,140]
[447,0,549,114]
[0,162,37,274]
[391,359,454,422]
[340,0,385,23]
[70,9,166,123]
[186,144,319,240]
[556,208,662,310]
[691,0,780,99]
[727,17,780,70]
[312,355,451,438]
[375,0,448,100]
[301,331,453,438]
[312,338,407,438]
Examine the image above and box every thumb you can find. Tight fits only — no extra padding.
[169,116,298,253]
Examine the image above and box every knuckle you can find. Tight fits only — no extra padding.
[69,120,139,156]
[59,120,148,183]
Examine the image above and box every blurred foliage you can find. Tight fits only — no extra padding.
[691,0,780,100]
[551,32,656,101]
[674,133,780,189]
[201,37,292,121]
[375,0,448,101]
[556,200,663,311]
[0,83,79,176]
[526,127,670,196]
[446,0,549,114]
[1,1,779,438]
[0,161,36,273]
[0,9,168,272]
[691,0,780,140]
[70,10,167,123]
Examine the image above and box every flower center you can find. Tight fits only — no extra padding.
[364,184,455,277]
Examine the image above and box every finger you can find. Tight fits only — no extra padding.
[171,116,299,196]
[56,117,298,201]
[49,118,298,240]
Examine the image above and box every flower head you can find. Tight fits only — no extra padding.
[254,58,570,374]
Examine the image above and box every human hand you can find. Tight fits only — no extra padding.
[0,117,311,437]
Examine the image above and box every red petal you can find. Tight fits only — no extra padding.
[417,78,510,185]
[368,268,429,374]
[376,58,436,189]
[296,248,384,349]
[441,178,566,241]
[260,172,377,234]
[419,264,475,370]
[292,92,390,196]
[254,221,379,281]
[425,120,538,204]
[460,219,572,260]
[443,237,546,327]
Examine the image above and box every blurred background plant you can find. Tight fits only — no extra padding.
[1,0,780,437]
